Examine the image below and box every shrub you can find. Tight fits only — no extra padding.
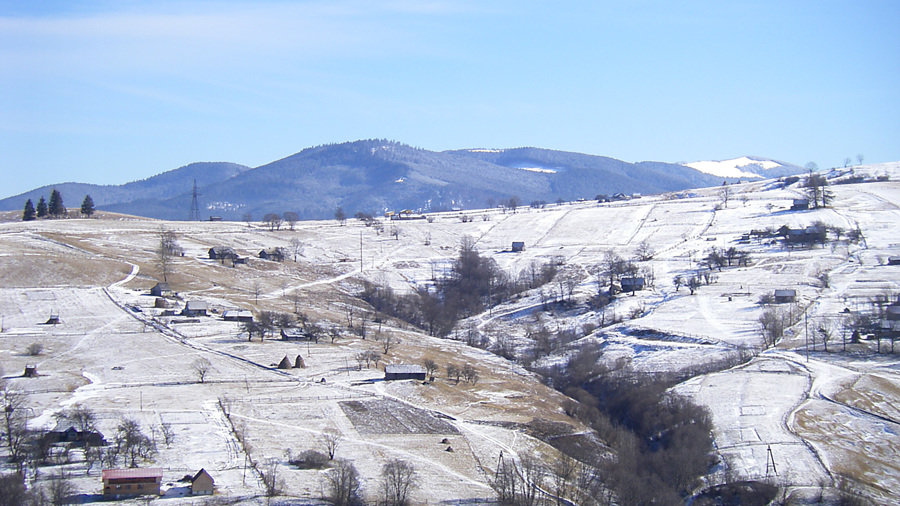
[26,343,44,356]
[290,449,330,469]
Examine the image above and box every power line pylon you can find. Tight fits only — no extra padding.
[189,179,201,221]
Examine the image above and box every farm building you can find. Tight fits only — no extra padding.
[888,256,900,266]
[149,282,172,297]
[281,328,315,341]
[887,305,900,321]
[791,199,810,211]
[385,364,427,381]
[259,248,287,262]
[182,301,209,317]
[208,246,236,261]
[223,310,253,322]
[102,468,163,498]
[621,277,645,293]
[191,468,214,495]
[774,289,797,303]
[511,241,525,252]
[43,425,106,447]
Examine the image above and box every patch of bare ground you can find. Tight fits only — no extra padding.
[833,373,900,422]
[793,401,899,502]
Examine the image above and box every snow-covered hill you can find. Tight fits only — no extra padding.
[1,162,898,504]
[686,156,804,180]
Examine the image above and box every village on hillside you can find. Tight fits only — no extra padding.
[1,163,899,504]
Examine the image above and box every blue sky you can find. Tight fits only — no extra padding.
[1,1,898,197]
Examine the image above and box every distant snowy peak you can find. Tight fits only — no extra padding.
[685,156,801,180]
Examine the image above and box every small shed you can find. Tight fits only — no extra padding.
[208,246,236,261]
[102,468,163,498]
[259,248,286,262]
[791,199,810,211]
[511,241,525,252]
[281,328,307,341]
[182,301,209,317]
[888,256,900,266]
[385,364,427,381]
[150,282,172,297]
[223,310,253,322]
[191,468,214,495]
[620,277,645,293]
[887,305,900,321]
[277,356,293,369]
[774,289,797,303]
[23,365,37,377]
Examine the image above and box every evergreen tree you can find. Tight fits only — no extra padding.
[48,189,65,217]
[36,196,48,218]
[22,199,36,221]
[80,195,95,217]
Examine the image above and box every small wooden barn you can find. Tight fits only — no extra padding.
[790,199,810,211]
[208,246,236,261]
[774,289,797,303]
[621,277,645,293]
[150,282,172,297]
[259,248,286,262]
[182,301,209,317]
[511,241,525,252]
[384,364,427,381]
[191,468,214,495]
[888,256,900,266]
[223,310,253,322]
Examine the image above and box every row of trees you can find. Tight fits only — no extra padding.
[22,191,96,221]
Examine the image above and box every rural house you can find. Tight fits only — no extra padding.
[43,425,106,447]
[774,289,797,303]
[191,468,214,495]
[102,468,163,498]
[150,282,172,297]
[384,364,427,381]
[182,300,209,317]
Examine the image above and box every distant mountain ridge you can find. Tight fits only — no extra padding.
[0,141,804,221]
[685,156,803,180]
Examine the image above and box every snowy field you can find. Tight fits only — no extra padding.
[1,163,899,503]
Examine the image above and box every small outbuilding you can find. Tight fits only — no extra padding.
[511,241,525,252]
[791,199,810,211]
[887,305,900,321]
[190,468,215,495]
[182,301,209,317]
[44,425,106,447]
[259,248,286,262]
[620,277,645,293]
[223,310,254,322]
[208,246,236,261]
[150,282,172,297]
[384,364,427,381]
[102,468,163,498]
[888,256,900,266]
[774,289,797,303]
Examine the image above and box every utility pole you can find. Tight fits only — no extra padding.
[359,231,363,272]
[765,445,778,477]
[189,179,201,221]
[804,312,809,362]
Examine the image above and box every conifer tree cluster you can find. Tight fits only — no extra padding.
[22,190,95,221]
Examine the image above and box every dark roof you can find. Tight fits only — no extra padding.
[185,301,209,311]
[192,468,213,483]
[774,289,796,297]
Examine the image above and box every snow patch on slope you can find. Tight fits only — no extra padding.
[685,156,783,179]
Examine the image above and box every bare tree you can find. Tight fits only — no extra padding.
[160,422,175,448]
[422,358,438,379]
[1,387,29,469]
[156,227,181,283]
[261,459,284,498]
[115,417,156,468]
[283,211,299,231]
[461,363,479,384]
[551,454,577,505]
[325,459,363,506]
[263,213,282,231]
[382,333,400,354]
[192,357,214,383]
[380,459,419,506]
[46,469,75,506]
[322,430,341,460]
[289,238,304,262]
